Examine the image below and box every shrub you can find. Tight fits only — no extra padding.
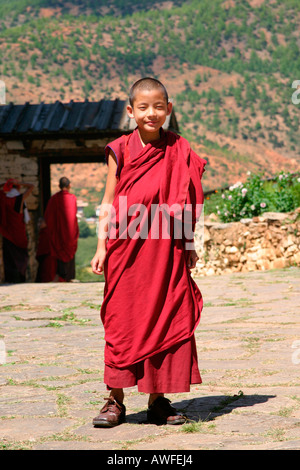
[78,219,91,238]
[216,171,300,222]
[272,172,300,213]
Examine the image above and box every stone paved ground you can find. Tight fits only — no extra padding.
[0,267,299,451]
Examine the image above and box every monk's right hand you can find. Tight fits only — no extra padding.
[91,248,106,275]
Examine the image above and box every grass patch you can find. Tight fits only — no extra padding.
[56,393,72,417]
[265,428,286,442]
[277,407,295,418]
[242,337,261,354]
[45,321,64,328]
[80,301,102,309]
[181,420,216,433]
[0,441,30,450]
[0,304,25,312]
[44,309,90,328]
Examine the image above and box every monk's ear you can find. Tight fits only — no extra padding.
[127,104,134,119]
[167,101,173,116]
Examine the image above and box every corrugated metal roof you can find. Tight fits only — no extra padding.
[0,99,178,136]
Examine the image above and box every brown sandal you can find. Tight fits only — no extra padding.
[93,397,126,427]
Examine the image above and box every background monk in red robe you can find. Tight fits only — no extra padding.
[91,78,206,428]
[44,177,79,282]
[0,178,34,283]
[35,217,57,283]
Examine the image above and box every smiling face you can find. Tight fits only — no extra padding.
[127,88,172,144]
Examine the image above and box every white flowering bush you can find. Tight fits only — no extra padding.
[216,171,300,223]
[273,172,300,213]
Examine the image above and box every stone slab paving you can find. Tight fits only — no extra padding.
[0,267,299,451]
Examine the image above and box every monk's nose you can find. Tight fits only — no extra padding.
[147,107,156,118]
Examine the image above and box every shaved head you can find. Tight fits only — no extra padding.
[129,77,169,106]
[59,176,70,189]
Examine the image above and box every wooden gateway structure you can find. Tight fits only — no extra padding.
[0,99,179,282]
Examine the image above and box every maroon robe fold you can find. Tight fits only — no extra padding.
[44,190,79,263]
[35,226,57,282]
[0,190,27,249]
[0,190,28,282]
[101,129,206,376]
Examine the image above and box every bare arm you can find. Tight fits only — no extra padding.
[21,183,34,211]
[11,180,34,213]
[91,152,118,275]
[21,182,34,200]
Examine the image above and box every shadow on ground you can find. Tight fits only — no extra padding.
[125,394,276,424]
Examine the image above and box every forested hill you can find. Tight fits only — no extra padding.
[1,0,300,190]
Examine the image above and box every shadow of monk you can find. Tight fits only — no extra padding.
[125,393,276,424]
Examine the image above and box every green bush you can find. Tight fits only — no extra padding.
[83,204,96,218]
[78,219,92,238]
[216,171,300,222]
[272,172,300,212]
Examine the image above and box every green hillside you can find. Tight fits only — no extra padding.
[0,0,300,189]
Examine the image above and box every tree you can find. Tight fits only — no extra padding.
[83,205,96,218]
[79,220,91,238]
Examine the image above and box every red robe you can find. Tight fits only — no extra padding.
[0,190,27,249]
[44,190,79,263]
[35,226,57,282]
[101,129,206,392]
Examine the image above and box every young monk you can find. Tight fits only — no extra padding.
[91,77,206,427]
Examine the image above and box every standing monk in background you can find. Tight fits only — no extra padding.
[0,178,34,283]
[35,217,57,283]
[44,177,79,282]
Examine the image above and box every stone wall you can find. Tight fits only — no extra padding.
[194,208,300,276]
[0,140,40,282]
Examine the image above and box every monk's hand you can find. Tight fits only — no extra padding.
[187,249,199,270]
[91,248,106,275]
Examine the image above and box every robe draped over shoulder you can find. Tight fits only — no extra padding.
[101,129,206,369]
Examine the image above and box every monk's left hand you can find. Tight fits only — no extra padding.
[186,249,199,269]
